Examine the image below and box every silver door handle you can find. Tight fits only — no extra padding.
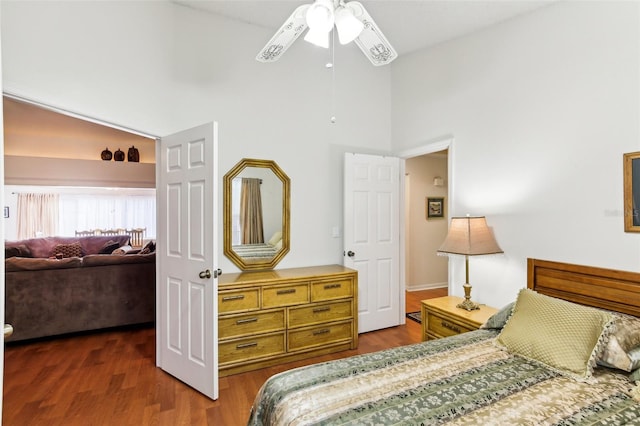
[199,269,212,279]
[347,251,355,257]
[4,324,13,339]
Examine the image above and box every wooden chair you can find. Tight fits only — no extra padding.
[75,230,95,237]
[97,229,125,236]
[127,228,146,248]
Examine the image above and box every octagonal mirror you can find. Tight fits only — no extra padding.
[223,158,290,270]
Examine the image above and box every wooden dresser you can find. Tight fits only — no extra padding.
[421,296,498,341]
[218,265,358,376]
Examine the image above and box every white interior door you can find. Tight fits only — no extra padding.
[156,122,219,400]
[344,153,401,333]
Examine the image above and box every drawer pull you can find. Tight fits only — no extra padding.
[222,294,245,302]
[276,288,296,295]
[236,342,258,349]
[236,317,258,325]
[313,328,330,336]
[441,321,461,334]
[313,307,331,313]
[324,283,342,290]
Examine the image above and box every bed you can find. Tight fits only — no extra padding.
[248,258,640,425]
[232,243,280,260]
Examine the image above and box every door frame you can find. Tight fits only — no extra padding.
[396,135,454,303]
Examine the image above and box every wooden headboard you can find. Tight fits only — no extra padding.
[528,258,640,317]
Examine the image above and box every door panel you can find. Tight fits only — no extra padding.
[157,122,218,400]
[344,153,400,333]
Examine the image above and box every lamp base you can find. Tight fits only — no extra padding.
[456,298,480,311]
[456,282,480,311]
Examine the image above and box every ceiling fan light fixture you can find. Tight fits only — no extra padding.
[335,5,364,45]
[304,27,330,48]
[305,0,335,32]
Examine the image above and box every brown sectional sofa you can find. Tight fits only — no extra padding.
[5,235,155,342]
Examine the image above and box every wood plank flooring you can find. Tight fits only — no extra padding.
[3,288,445,426]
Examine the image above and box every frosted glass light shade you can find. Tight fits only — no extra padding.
[304,28,330,48]
[306,0,334,32]
[335,6,364,44]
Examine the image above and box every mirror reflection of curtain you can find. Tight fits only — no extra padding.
[16,193,59,239]
[240,178,264,244]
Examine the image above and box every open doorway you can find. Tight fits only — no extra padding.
[404,150,449,292]
[400,139,452,318]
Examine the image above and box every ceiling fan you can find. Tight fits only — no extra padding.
[256,0,397,66]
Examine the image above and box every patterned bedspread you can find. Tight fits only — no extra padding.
[232,243,279,259]
[248,330,640,425]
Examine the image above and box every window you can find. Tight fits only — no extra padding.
[59,191,156,238]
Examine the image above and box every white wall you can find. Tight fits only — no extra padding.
[391,1,640,307]
[1,1,392,273]
[405,154,448,290]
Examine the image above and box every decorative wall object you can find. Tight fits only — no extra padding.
[624,151,640,232]
[128,146,139,162]
[426,197,444,219]
[113,148,125,161]
[101,148,112,161]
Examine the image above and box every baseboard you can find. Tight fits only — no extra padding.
[406,283,447,292]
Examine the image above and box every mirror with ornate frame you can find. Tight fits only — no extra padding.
[223,158,290,270]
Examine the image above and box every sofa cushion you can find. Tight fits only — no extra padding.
[82,252,155,267]
[50,242,83,258]
[5,244,32,259]
[99,240,121,254]
[140,240,156,254]
[5,235,130,258]
[6,256,82,272]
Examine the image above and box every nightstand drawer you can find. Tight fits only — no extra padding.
[219,333,285,364]
[426,313,473,338]
[219,309,285,340]
[288,301,353,328]
[263,283,309,308]
[288,321,353,351]
[219,289,260,313]
[310,279,353,301]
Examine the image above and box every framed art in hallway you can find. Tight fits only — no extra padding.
[426,197,444,219]
[624,151,640,232]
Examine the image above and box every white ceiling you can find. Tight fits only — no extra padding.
[175,0,555,56]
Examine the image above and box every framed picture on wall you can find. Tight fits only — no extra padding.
[426,197,445,219]
[624,151,640,232]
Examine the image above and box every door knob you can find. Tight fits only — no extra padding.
[347,251,355,257]
[214,269,222,278]
[4,324,13,339]
[199,269,212,279]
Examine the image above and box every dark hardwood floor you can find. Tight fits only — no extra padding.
[3,288,446,426]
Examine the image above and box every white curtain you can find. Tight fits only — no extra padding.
[59,194,156,237]
[16,193,59,239]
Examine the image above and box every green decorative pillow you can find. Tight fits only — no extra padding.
[496,288,613,380]
[481,302,514,330]
[597,314,640,372]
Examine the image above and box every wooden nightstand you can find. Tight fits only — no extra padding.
[421,296,498,341]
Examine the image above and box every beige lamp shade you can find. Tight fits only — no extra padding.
[437,216,503,311]
[437,216,503,256]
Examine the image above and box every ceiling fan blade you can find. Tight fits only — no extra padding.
[347,1,397,66]
[256,4,310,63]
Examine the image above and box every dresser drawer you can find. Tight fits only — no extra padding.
[219,333,285,364]
[218,289,260,314]
[263,283,309,308]
[288,321,353,351]
[219,309,285,340]
[426,313,473,338]
[288,301,353,328]
[310,279,353,302]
